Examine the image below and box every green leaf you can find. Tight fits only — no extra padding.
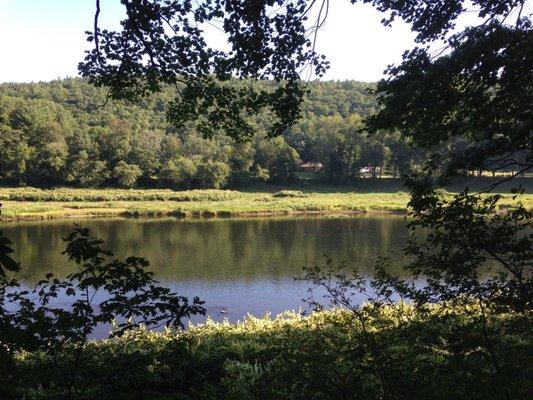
[0,253,20,275]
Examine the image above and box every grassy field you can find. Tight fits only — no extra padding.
[0,178,531,221]
[0,189,410,220]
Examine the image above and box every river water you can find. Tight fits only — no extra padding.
[1,216,409,329]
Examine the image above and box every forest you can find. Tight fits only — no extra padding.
[0,79,422,189]
[0,0,531,398]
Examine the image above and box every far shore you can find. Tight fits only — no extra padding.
[0,206,406,222]
[1,183,531,222]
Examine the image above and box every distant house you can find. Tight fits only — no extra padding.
[298,162,324,172]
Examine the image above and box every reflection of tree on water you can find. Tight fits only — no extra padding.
[2,216,409,284]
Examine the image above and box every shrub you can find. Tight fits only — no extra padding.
[2,226,205,398]
[0,187,244,202]
[272,190,306,198]
[12,306,532,400]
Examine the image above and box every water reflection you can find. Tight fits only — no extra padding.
[1,216,409,326]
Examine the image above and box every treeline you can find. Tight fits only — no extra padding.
[0,78,422,189]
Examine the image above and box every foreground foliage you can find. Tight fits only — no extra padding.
[12,306,532,400]
[0,224,204,399]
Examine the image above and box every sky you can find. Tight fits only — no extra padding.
[0,0,418,83]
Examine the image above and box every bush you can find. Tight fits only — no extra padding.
[13,306,532,400]
[3,226,205,398]
[272,190,307,198]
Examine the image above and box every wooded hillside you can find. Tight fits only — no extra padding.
[0,79,422,188]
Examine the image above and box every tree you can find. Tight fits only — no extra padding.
[113,160,143,187]
[254,137,300,184]
[364,13,532,180]
[98,119,132,165]
[361,132,391,178]
[80,1,532,396]
[385,132,418,178]
[159,157,198,188]
[228,142,255,186]
[82,0,529,299]
[2,79,405,189]
[80,0,328,140]
[159,135,182,162]
[29,122,69,183]
[80,1,531,175]
[0,128,32,182]
[195,160,231,189]
[66,151,110,187]
[129,129,165,181]
[327,137,362,184]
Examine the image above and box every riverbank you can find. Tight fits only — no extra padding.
[13,305,531,399]
[0,185,531,221]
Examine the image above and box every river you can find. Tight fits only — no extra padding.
[1,215,409,328]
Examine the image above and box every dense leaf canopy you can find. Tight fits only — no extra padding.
[367,19,532,181]
[80,0,328,140]
[80,0,532,180]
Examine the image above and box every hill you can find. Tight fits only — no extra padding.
[0,79,419,189]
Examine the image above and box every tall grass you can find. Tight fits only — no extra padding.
[0,186,530,220]
[0,187,244,202]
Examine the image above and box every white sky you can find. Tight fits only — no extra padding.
[0,0,484,83]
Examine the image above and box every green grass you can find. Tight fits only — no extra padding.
[0,187,244,202]
[0,189,411,220]
[0,181,531,221]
